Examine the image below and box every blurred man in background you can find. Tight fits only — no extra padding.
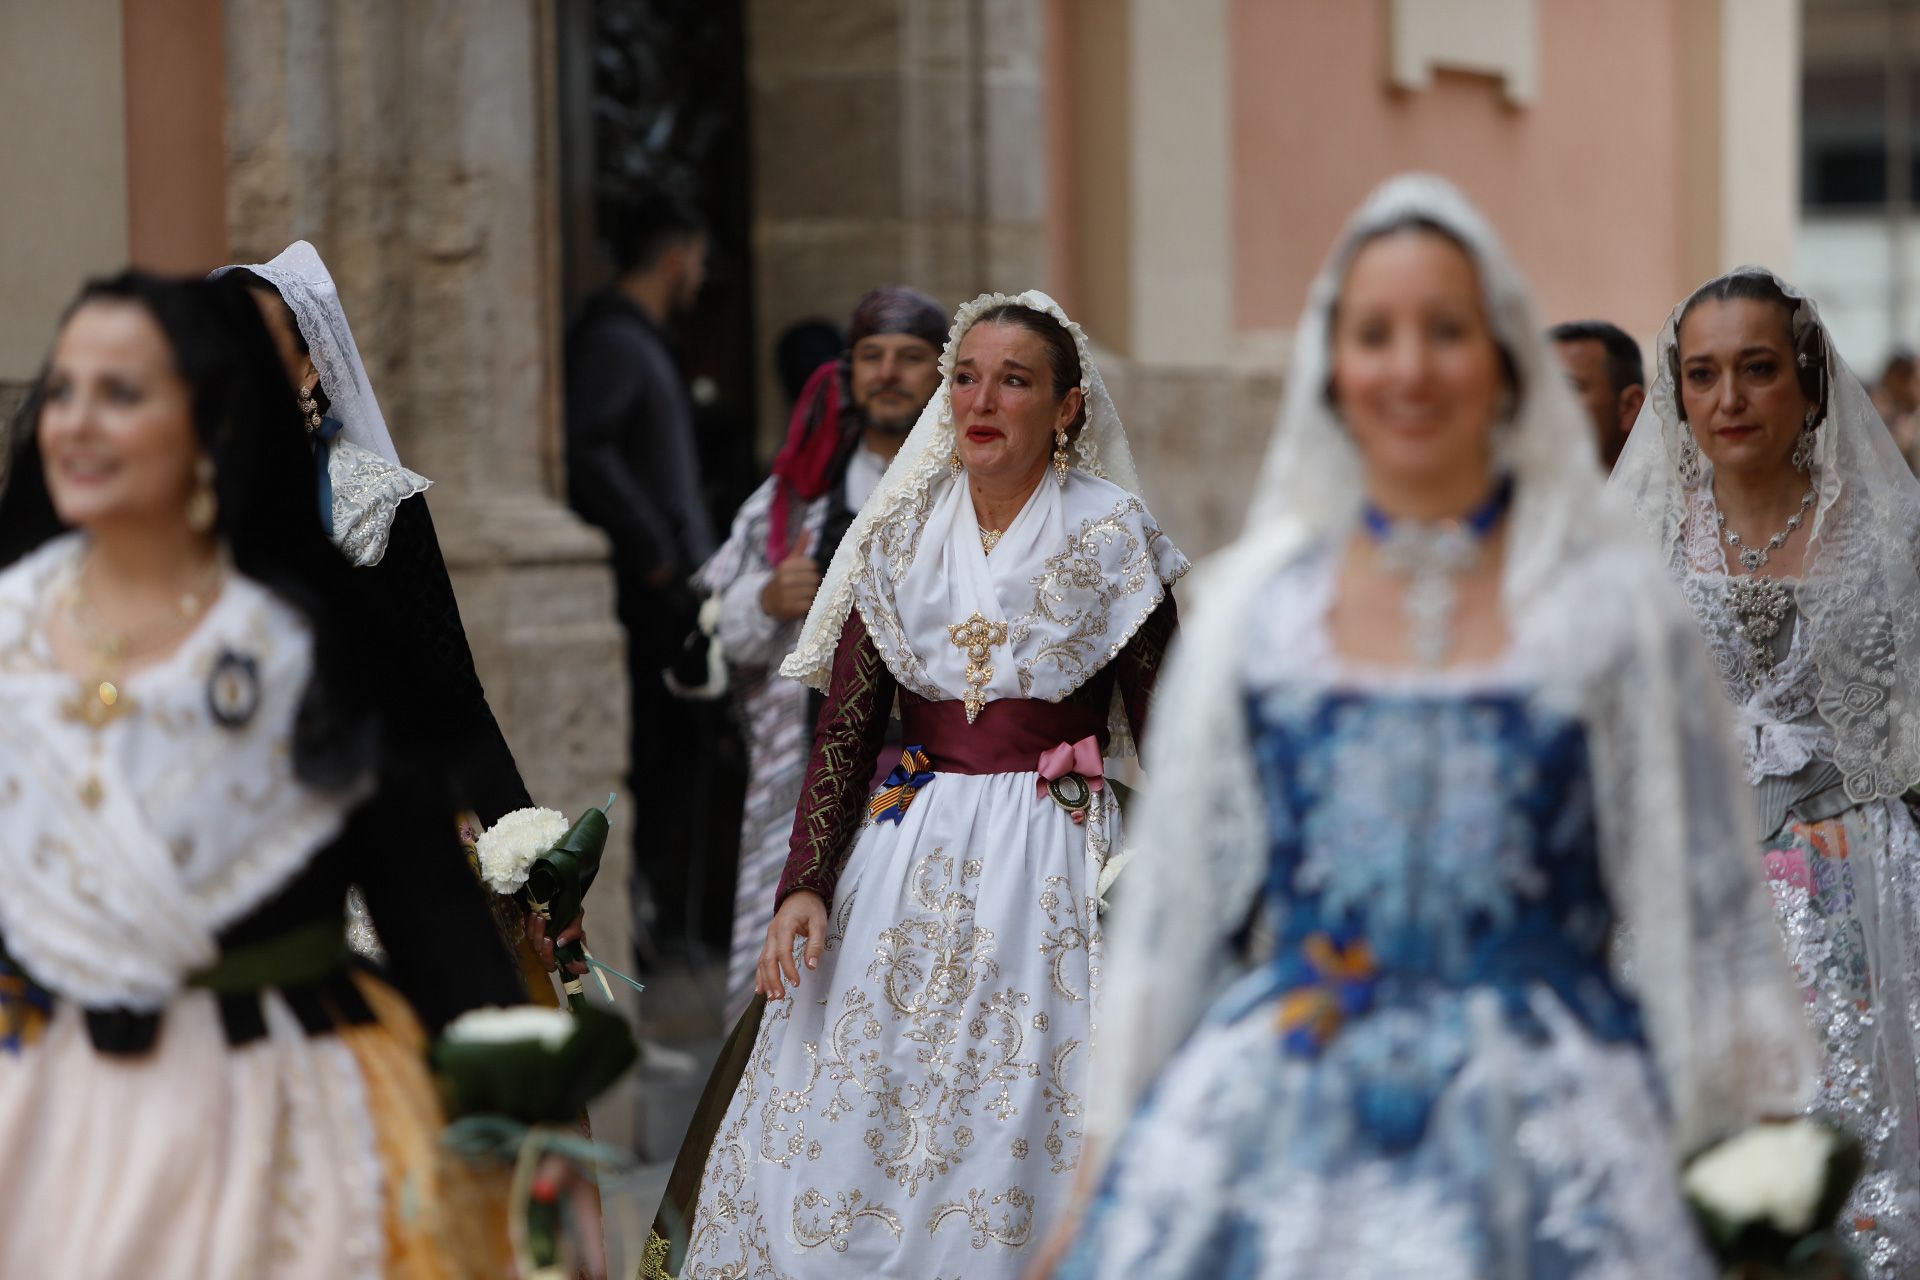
[564,186,718,963]
[695,286,946,1020]
[1873,349,1920,473]
[1551,320,1646,472]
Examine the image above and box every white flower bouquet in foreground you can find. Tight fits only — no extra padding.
[1683,1118,1864,1278]
[477,796,640,1011]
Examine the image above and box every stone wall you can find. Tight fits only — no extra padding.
[1102,356,1284,560]
[220,0,636,1132]
[742,0,1279,562]
[745,0,1052,451]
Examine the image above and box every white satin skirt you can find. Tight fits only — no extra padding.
[0,990,386,1279]
[680,770,1112,1279]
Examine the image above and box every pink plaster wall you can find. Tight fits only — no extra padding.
[1232,0,1688,339]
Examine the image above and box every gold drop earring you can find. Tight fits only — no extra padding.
[1052,428,1069,486]
[186,455,218,534]
[299,377,323,435]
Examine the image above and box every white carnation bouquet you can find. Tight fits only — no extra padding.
[1683,1117,1864,1278]
[474,797,641,1012]
[477,808,571,893]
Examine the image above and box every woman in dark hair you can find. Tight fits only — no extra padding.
[0,271,524,1276]
[1613,266,1920,1276]
[213,243,579,994]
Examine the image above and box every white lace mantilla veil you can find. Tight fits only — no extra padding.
[211,242,410,469]
[779,289,1150,725]
[1612,266,1920,804]
[1093,174,1815,1153]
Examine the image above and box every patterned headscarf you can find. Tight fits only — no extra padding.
[765,286,945,562]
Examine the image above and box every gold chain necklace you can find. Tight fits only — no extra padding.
[57,554,225,730]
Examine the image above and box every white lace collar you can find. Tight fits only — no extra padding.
[849,470,1186,734]
[329,439,431,568]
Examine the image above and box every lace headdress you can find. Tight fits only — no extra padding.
[1611,266,1920,804]
[212,242,406,467]
[780,289,1145,691]
[1096,174,1813,1152]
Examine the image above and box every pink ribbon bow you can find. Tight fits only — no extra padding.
[1036,736,1105,824]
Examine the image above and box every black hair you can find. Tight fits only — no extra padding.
[966,303,1087,432]
[0,271,375,787]
[775,319,846,404]
[1884,348,1916,381]
[602,184,706,276]
[1323,216,1523,412]
[1670,272,1827,425]
[1548,320,1645,397]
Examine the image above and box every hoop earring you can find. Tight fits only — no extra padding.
[1052,428,1070,487]
[1791,419,1818,473]
[299,383,323,436]
[186,455,218,533]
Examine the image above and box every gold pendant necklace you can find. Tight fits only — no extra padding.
[55,553,224,732]
[947,611,1008,724]
[979,527,1004,556]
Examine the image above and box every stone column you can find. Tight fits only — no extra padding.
[744,0,1051,451]
[222,0,636,1136]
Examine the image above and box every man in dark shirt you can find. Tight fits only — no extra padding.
[565,187,719,957]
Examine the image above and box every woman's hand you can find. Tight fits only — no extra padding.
[525,911,589,975]
[757,891,828,999]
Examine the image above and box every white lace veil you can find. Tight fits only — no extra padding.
[779,289,1144,691]
[1094,174,1814,1153]
[1612,266,1920,804]
[211,242,405,467]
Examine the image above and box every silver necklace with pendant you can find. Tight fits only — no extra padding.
[1712,484,1814,685]
[1362,478,1514,668]
[1715,486,1814,573]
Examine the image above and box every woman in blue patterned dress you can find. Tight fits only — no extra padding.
[1044,175,1817,1279]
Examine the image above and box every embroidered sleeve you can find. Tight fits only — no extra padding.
[1114,591,1178,750]
[776,608,896,907]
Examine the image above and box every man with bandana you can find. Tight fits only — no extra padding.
[695,286,946,1018]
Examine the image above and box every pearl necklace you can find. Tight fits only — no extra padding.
[1715,486,1816,573]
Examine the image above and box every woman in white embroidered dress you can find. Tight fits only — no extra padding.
[657,292,1187,1279]
[0,273,526,1277]
[1045,175,1815,1278]
[1612,266,1920,1276]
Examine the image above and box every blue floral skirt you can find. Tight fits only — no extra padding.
[1061,970,1716,1279]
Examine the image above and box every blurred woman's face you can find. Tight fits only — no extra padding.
[949,321,1082,488]
[1330,228,1507,496]
[1675,297,1809,481]
[38,300,202,534]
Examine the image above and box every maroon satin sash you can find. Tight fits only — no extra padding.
[899,697,1108,776]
